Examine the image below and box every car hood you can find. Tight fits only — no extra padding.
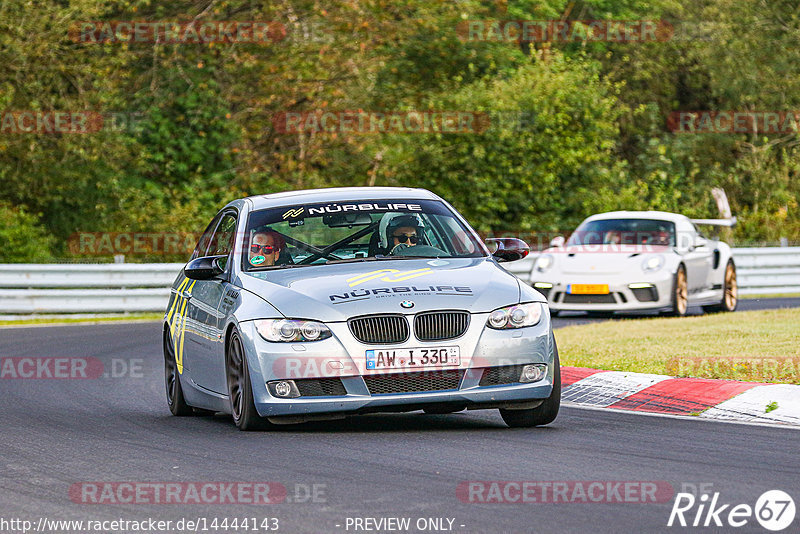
[553,245,671,275]
[237,258,523,322]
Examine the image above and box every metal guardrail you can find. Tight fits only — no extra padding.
[504,247,800,296]
[0,264,183,288]
[0,264,182,314]
[732,247,800,295]
[0,248,798,314]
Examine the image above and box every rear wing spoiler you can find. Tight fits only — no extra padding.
[690,216,737,227]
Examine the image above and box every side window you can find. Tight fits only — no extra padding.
[191,213,222,260]
[208,213,238,267]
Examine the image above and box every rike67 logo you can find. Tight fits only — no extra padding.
[668,489,796,531]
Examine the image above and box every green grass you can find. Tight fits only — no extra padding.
[0,313,162,327]
[556,308,800,384]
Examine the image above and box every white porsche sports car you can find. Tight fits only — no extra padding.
[528,211,738,316]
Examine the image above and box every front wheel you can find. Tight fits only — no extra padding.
[226,330,271,431]
[669,264,689,317]
[164,329,193,416]
[499,341,561,428]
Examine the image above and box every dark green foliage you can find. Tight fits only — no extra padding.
[1,0,798,262]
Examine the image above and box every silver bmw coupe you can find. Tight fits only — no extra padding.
[164,187,559,430]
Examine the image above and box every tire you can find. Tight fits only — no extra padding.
[499,340,561,428]
[164,328,193,416]
[703,260,738,313]
[226,330,270,431]
[669,264,689,317]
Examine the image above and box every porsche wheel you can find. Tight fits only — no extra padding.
[704,260,738,313]
[226,330,270,431]
[670,265,688,317]
[164,328,193,416]
[499,342,561,428]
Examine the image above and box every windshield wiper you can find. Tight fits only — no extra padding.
[325,255,446,264]
[324,257,379,265]
[380,255,440,260]
[247,263,312,272]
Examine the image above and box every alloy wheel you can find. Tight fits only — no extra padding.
[724,262,738,310]
[227,334,245,422]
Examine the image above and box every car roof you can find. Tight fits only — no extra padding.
[241,187,441,210]
[582,210,690,224]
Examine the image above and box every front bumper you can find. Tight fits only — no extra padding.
[531,272,674,312]
[236,313,556,419]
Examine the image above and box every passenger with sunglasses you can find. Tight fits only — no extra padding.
[386,215,422,255]
[248,230,285,266]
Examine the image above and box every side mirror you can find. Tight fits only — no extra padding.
[549,236,565,249]
[486,238,530,263]
[184,255,227,280]
[691,237,708,251]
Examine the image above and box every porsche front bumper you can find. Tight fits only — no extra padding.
[531,272,675,312]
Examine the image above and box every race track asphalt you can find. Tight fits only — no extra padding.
[1,300,799,534]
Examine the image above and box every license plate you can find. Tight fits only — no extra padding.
[568,283,610,295]
[365,347,460,370]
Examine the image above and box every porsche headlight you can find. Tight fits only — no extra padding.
[255,319,332,342]
[641,255,665,273]
[535,254,554,272]
[486,303,543,329]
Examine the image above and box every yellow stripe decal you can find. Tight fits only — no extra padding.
[380,268,433,283]
[176,281,195,375]
[347,269,399,287]
[346,268,435,287]
[167,278,190,337]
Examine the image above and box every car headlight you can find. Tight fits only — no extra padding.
[486,303,543,329]
[641,255,665,273]
[535,254,554,272]
[254,319,332,342]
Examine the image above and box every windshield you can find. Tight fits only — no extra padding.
[567,219,676,247]
[243,199,486,270]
